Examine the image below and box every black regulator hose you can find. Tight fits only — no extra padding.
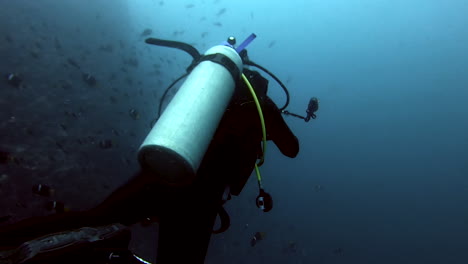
[158,73,190,117]
[245,60,290,111]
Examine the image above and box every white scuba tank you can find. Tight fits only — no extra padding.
[138,45,243,186]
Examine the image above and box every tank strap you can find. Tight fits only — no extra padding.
[189,53,240,83]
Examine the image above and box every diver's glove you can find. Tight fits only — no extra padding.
[256,189,273,212]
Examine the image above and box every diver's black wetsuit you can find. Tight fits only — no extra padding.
[0,69,299,264]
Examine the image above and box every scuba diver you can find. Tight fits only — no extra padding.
[0,34,318,264]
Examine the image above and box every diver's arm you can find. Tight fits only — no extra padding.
[0,170,156,249]
[264,96,299,158]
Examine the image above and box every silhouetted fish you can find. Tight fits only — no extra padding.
[141,28,152,37]
[268,41,276,48]
[216,8,226,16]
[250,232,266,247]
[67,58,80,69]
